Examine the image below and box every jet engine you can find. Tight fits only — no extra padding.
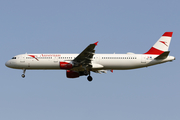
[66,70,79,78]
[60,62,73,69]
[66,70,89,78]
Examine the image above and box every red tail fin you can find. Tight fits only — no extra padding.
[144,32,173,55]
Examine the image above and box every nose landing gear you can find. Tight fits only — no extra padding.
[21,69,26,78]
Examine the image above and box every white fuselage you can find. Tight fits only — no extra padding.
[5,53,175,70]
[5,32,175,81]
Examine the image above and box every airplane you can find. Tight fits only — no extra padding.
[5,32,175,81]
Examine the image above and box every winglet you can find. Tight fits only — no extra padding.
[94,41,98,46]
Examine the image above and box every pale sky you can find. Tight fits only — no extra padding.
[1,0,180,120]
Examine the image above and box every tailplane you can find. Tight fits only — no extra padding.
[144,32,173,55]
[155,51,170,60]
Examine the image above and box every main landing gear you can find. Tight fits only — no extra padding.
[87,71,93,82]
[80,70,93,81]
[87,76,93,82]
[21,69,26,78]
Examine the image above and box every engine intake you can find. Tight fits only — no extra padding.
[60,62,73,69]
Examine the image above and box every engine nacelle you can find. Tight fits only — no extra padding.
[60,62,73,69]
[66,70,79,78]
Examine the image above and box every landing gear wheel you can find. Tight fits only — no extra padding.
[21,69,26,78]
[87,76,93,82]
[21,74,25,78]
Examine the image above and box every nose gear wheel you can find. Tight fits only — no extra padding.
[21,69,26,78]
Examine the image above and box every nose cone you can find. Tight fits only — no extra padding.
[5,61,11,68]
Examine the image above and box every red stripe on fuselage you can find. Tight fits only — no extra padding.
[28,55,39,61]
[144,47,164,55]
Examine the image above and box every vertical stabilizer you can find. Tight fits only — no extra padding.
[144,32,173,55]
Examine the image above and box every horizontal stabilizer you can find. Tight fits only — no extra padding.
[155,51,170,60]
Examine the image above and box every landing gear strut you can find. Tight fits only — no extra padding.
[84,70,88,75]
[21,69,26,78]
[87,71,93,82]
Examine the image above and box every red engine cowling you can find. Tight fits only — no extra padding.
[66,70,79,78]
[60,62,73,69]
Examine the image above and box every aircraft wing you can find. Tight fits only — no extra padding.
[73,42,98,68]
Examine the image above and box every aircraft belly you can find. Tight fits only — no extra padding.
[25,61,60,69]
[100,60,144,70]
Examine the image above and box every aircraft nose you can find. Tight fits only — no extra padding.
[5,61,11,67]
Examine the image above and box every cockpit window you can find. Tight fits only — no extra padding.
[12,57,16,59]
